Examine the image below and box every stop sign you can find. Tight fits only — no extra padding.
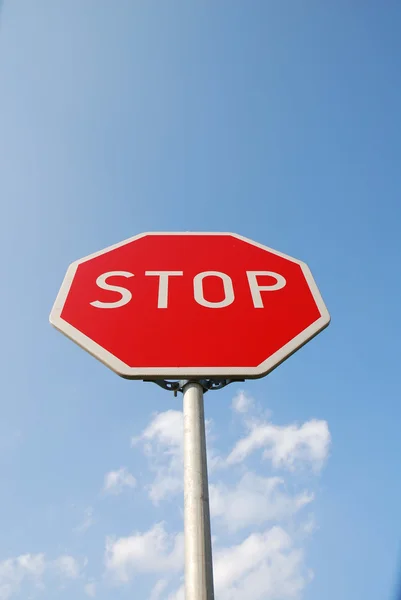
[50,232,330,379]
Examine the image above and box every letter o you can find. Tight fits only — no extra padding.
[193,271,235,308]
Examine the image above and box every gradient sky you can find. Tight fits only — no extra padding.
[0,1,401,599]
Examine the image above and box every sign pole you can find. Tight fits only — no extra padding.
[183,382,215,600]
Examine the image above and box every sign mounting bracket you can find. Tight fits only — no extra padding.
[145,379,245,396]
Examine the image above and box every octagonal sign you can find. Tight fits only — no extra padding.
[50,232,330,379]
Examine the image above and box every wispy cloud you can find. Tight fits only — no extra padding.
[105,522,184,584]
[150,578,169,600]
[231,390,254,414]
[210,472,314,532]
[0,553,84,600]
[168,526,311,600]
[84,581,96,597]
[53,555,81,579]
[132,410,183,504]
[227,416,331,471]
[74,506,95,534]
[103,467,136,495]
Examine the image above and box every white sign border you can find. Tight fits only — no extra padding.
[50,232,330,379]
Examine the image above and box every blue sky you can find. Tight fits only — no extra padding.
[0,1,401,599]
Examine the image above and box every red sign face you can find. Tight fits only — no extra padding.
[50,233,330,379]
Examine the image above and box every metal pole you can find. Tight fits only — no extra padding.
[183,382,215,600]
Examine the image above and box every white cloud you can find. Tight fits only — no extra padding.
[105,522,184,583]
[103,468,137,495]
[149,474,183,505]
[84,581,96,597]
[132,410,183,504]
[301,515,317,536]
[227,418,330,472]
[74,506,95,534]
[53,555,80,579]
[168,584,184,600]
[132,409,224,504]
[232,391,254,414]
[0,554,44,600]
[0,553,83,600]
[213,526,310,600]
[210,472,313,532]
[169,526,309,600]
[150,578,168,600]
[15,554,45,580]
[133,410,183,450]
